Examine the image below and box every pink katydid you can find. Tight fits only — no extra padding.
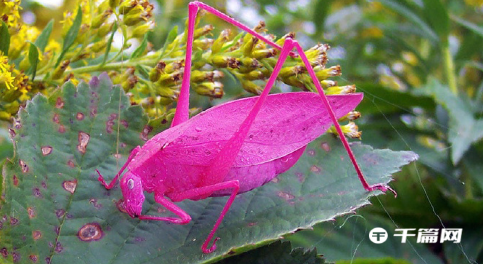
[96,1,395,254]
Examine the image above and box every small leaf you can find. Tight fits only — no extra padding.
[417,78,483,164]
[130,35,148,59]
[135,65,150,79]
[312,0,334,35]
[379,0,439,43]
[217,241,326,264]
[159,25,178,58]
[0,21,10,55]
[451,15,483,38]
[35,20,54,52]
[102,22,118,65]
[28,42,40,80]
[56,6,82,67]
[421,0,449,43]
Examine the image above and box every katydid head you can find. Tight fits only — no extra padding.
[120,172,145,218]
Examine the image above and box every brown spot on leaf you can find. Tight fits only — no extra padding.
[141,125,153,141]
[14,119,21,129]
[62,180,77,194]
[45,257,51,264]
[32,230,42,240]
[29,255,38,262]
[10,217,18,226]
[27,207,36,218]
[54,242,63,253]
[55,209,65,218]
[41,146,52,156]
[76,112,84,120]
[248,222,257,227]
[115,199,127,214]
[271,177,279,183]
[52,114,60,124]
[307,149,315,156]
[19,160,28,173]
[310,165,322,173]
[321,142,331,152]
[113,153,121,159]
[121,120,128,128]
[78,223,104,242]
[32,187,42,198]
[0,248,7,258]
[9,129,15,138]
[278,191,295,201]
[67,159,75,168]
[89,199,102,209]
[77,132,90,154]
[12,251,19,262]
[58,125,66,133]
[13,175,18,186]
[56,97,64,108]
[296,172,305,183]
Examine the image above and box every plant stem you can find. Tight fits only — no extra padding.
[442,45,458,95]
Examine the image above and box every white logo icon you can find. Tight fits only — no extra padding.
[369,227,388,244]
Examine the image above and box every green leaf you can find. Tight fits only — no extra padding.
[379,0,439,43]
[451,15,483,38]
[417,78,483,164]
[135,65,150,80]
[102,22,118,65]
[288,214,443,264]
[27,42,40,80]
[34,20,54,52]
[159,25,178,58]
[0,21,10,55]
[0,75,417,263]
[312,0,334,35]
[421,0,449,43]
[130,34,148,59]
[56,6,82,67]
[216,241,326,264]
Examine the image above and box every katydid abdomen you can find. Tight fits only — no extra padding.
[128,92,363,197]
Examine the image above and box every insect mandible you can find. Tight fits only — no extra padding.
[96,1,395,254]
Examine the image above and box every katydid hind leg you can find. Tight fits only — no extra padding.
[172,1,296,128]
[97,145,141,189]
[293,42,396,195]
[168,180,240,254]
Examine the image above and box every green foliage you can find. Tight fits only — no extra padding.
[0,75,416,263]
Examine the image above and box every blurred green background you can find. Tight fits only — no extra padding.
[3,0,483,263]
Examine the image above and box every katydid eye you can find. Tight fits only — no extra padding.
[127,179,134,190]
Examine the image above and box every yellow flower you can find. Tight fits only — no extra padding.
[19,88,30,101]
[0,52,14,90]
[0,70,15,90]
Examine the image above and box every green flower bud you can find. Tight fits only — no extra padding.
[328,122,361,139]
[119,0,137,15]
[121,75,138,92]
[279,65,304,78]
[325,85,356,95]
[241,80,262,95]
[52,60,70,80]
[158,72,183,86]
[315,65,342,79]
[92,9,113,29]
[109,0,120,9]
[149,61,166,82]
[131,21,155,38]
[97,22,114,38]
[252,48,277,59]
[194,25,214,39]
[165,60,184,74]
[211,56,240,68]
[212,29,231,54]
[193,81,223,98]
[193,39,214,50]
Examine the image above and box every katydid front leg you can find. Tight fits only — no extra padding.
[97,145,141,189]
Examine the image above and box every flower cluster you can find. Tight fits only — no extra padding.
[0,0,361,138]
